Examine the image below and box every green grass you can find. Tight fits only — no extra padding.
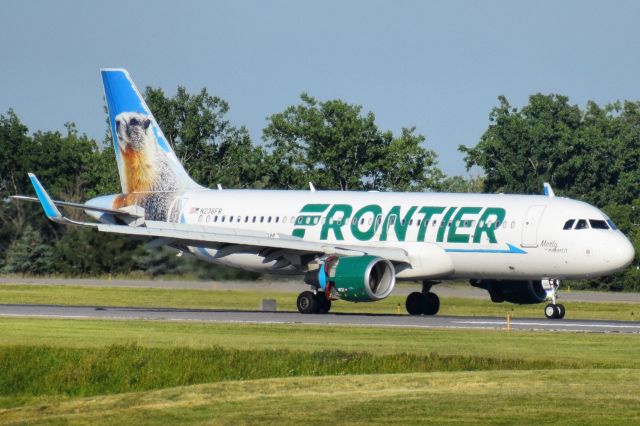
[2,283,640,321]
[1,317,640,367]
[0,344,583,401]
[0,318,639,424]
[2,370,640,425]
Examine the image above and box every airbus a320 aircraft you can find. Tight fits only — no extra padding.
[15,69,636,319]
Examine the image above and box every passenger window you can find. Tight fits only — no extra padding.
[206,215,211,223]
[221,216,226,222]
[575,219,589,230]
[589,219,609,229]
[252,216,256,223]
[563,219,575,230]
[244,216,249,223]
[267,216,272,223]
[291,216,296,223]
[283,216,288,224]
[230,216,234,223]
[511,221,516,229]
[214,216,218,222]
[198,215,203,223]
[260,216,264,223]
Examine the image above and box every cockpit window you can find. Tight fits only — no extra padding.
[563,219,575,230]
[589,219,610,229]
[575,219,589,230]
[606,219,618,230]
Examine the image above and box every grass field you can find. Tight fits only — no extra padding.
[1,283,640,321]
[1,283,640,424]
[0,317,639,424]
[3,370,639,425]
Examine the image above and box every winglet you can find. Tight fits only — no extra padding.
[543,182,555,197]
[27,173,64,222]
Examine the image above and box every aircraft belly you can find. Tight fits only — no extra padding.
[189,247,299,275]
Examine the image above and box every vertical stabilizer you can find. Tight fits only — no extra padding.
[101,69,200,194]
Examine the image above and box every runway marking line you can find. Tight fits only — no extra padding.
[455,320,640,329]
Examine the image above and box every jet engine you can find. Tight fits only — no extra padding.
[305,255,396,302]
[471,279,548,304]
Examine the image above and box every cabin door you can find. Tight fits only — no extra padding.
[521,205,546,248]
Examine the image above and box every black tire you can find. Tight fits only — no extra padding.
[315,293,332,314]
[422,292,440,316]
[297,291,319,314]
[556,304,566,319]
[544,303,559,319]
[406,292,424,315]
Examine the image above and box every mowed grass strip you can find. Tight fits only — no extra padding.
[0,344,583,402]
[2,370,640,425]
[1,318,640,368]
[1,284,640,320]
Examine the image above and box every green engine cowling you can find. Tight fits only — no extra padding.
[332,255,396,302]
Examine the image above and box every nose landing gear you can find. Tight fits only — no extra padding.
[543,279,565,319]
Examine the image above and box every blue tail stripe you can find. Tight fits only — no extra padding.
[445,243,527,254]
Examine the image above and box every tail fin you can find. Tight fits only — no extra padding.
[101,68,200,194]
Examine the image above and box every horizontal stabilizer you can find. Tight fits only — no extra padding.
[14,174,143,226]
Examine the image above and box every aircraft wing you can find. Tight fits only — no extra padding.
[18,174,410,265]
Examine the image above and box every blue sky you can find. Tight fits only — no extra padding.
[1,0,639,176]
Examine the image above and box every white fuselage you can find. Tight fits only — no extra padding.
[164,189,635,281]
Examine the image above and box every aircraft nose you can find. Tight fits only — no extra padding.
[611,235,636,270]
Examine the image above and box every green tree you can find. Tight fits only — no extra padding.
[2,225,54,274]
[437,175,484,193]
[143,86,267,189]
[263,94,442,191]
[460,94,640,205]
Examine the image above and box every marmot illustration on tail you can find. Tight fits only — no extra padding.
[113,112,180,221]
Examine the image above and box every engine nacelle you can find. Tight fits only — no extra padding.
[305,255,396,302]
[471,279,548,305]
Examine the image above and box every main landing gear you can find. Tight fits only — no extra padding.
[296,290,332,314]
[406,281,440,316]
[544,279,565,319]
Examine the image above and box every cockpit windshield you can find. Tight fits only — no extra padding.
[589,219,610,229]
[563,218,611,230]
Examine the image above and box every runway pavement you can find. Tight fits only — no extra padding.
[1,303,640,333]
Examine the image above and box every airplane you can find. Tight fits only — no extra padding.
[13,69,636,319]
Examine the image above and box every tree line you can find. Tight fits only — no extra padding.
[0,87,637,289]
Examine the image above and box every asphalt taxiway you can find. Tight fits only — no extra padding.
[1,303,639,333]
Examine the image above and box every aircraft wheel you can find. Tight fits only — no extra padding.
[297,291,319,314]
[422,292,440,316]
[556,304,566,319]
[544,303,559,319]
[406,292,424,315]
[315,293,332,314]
